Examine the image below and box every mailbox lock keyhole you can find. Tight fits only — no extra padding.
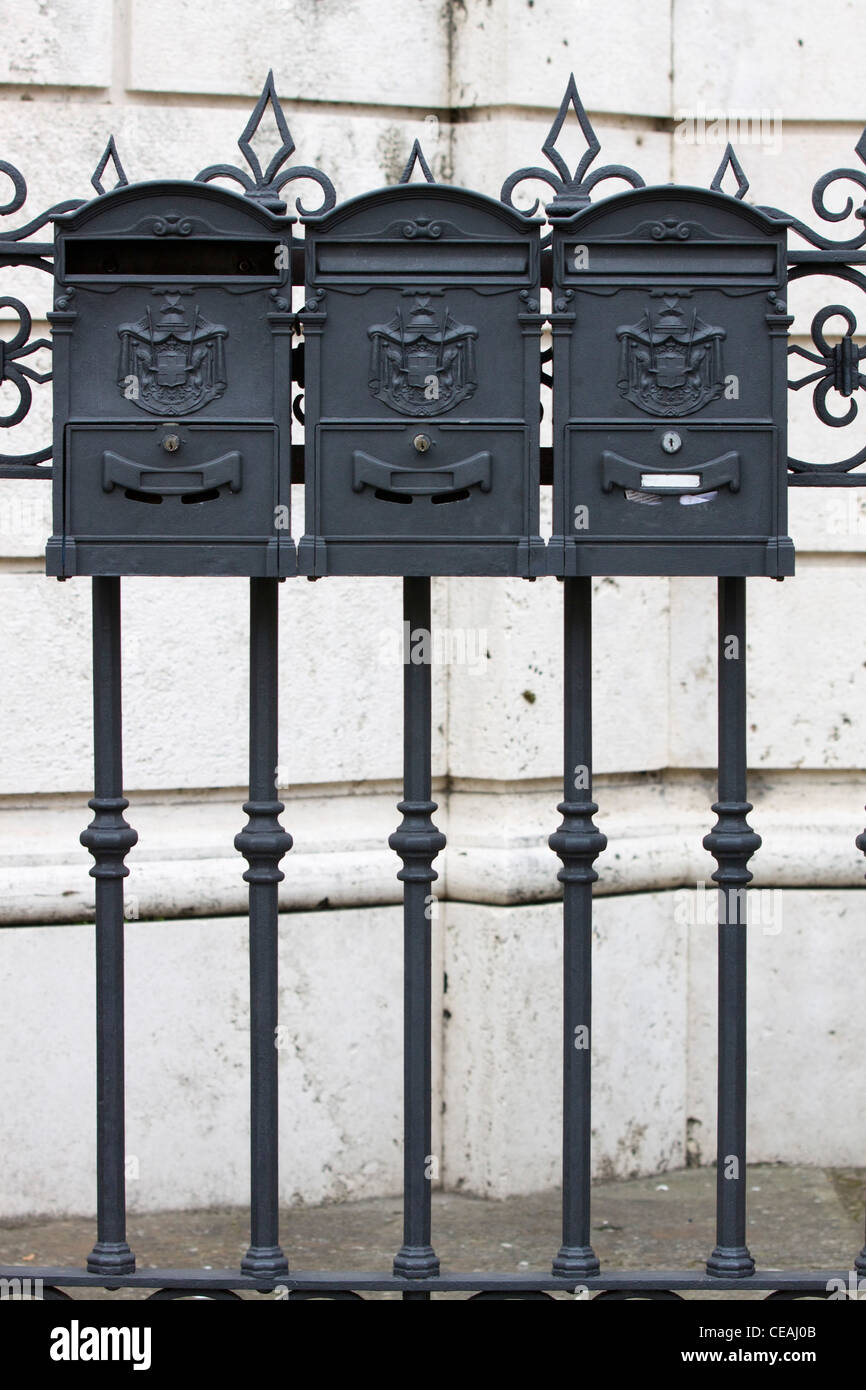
[413,434,431,454]
[162,434,181,453]
[661,431,682,455]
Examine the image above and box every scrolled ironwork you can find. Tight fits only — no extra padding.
[195,70,336,216]
[500,73,644,217]
[764,127,866,251]
[0,296,52,430]
[0,158,83,252]
[0,159,27,218]
[0,158,74,470]
[787,264,866,475]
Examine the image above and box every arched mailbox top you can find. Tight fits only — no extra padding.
[552,184,792,295]
[55,178,293,237]
[303,180,543,235]
[553,182,793,236]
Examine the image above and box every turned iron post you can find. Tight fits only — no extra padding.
[550,575,605,1279]
[235,577,292,1279]
[704,576,758,1278]
[82,576,137,1277]
[390,576,444,1292]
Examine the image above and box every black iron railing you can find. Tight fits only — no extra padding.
[0,72,864,1300]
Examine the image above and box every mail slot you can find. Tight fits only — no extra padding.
[549,186,795,577]
[298,184,544,576]
[47,180,295,577]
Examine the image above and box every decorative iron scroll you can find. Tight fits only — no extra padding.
[762,128,866,254]
[0,140,126,471]
[787,269,866,477]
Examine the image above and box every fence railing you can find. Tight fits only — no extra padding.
[0,71,864,1299]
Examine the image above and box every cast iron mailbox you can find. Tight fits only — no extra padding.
[47,180,294,577]
[549,186,794,577]
[298,184,544,576]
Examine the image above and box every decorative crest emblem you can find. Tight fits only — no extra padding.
[368,296,477,416]
[117,293,228,415]
[617,294,726,416]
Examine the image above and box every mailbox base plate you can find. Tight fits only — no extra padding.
[45,537,295,579]
[298,535,547,579]
[549,537,795,578]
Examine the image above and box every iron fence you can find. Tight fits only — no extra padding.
[0,72,864,1299]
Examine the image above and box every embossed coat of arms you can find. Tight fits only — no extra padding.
[368,296,477,416]
[616,295,725,416]
[117,293,228,415]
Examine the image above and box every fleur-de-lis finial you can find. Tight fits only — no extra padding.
[710,143,750,200]
[195,70,336,216]
[501,73,644,217]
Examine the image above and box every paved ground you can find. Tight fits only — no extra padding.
[0,1165,862,1300]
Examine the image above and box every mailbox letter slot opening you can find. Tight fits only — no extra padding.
[64,239,280,280]
[564,241,778,282]
[315,241,529,282]
[352,449,492,500]
[601,449,740,496]
[640,472,701,490]
[102,449,243,500]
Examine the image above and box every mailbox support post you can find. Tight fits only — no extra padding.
[82,577,137,1277]
[236,578,291,1279]
[390,577,444,1290]
[550,577,605,1278]
[704,576,758,1277]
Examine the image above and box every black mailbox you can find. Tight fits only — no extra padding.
[549,186,794,577]
[298,185,544,576]
[47,181,294,577]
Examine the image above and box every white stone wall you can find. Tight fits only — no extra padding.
[0,0,864,1215]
